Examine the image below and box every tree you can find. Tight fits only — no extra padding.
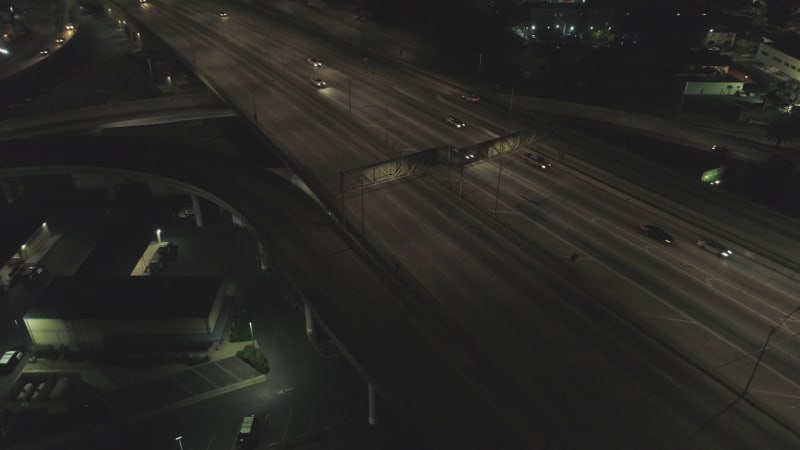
[767,116,800,148]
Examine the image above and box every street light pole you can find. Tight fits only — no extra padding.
[360,175,365,236]
[493,165,505,216]
[508,88,515,129]
[743,305,800,396]
[175,435,184,450]
[248,321,256,348]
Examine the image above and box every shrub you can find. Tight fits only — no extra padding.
[236,345,270,374]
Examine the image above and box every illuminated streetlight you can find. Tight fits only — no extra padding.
[156,229,162,243]
[249,321,256,348]
[175,435,184,450]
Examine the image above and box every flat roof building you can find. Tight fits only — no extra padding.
[24,276,227,351]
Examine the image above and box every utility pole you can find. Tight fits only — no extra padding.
[493,165,504,216]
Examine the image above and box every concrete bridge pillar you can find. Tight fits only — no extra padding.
[368,383,376,425]
[257,241,270,274]
[1,179,15,204]
[304,302,314,337]
[191,193,204,228]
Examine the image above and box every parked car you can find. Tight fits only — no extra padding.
[0,348,24,374]
[173,206,195,219]
[156,241,178,260]
[696,239,732,258]
[640,225,673,245]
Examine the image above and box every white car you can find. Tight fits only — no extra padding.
[310,77,326,88]
[173,207,195,219]
[445,116,466,129]
[0,349,24,374]
[696,239,732,257]
[307,58,322,68]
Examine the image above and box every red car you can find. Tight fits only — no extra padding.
[462,93,480,103]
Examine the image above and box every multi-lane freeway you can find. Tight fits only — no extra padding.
[7,0,800,448]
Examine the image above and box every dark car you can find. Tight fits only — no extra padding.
[156,241,178,260]
[9,263,46,287]
[310,77,327,89]
[355,15,367,22]
[696,238,732,258]
[445,116,466,129]
[454,148,476,161]
[522,152,551,170]
[19,264,46,284]
[640,225,673,245]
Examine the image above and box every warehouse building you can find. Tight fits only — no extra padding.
[23,276,227,351]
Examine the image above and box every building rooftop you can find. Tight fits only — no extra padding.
[26,276,224,319]
[766,35,800,59]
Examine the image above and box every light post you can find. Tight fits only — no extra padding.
[175,435,184,450]
[493,164,505,216]
[508,88,515,130]
[743,305,800,397]
[156,228,162,244]
[248,321,256,348]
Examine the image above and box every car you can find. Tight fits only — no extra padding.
[39,48,50,56]
[355,15,367,22]
[156,241,178,260]
[55,37,65,44]
[696,239,732,257]
[18,264,46,285]
[522,152,551,170]
[445,116,466,129]
[0,348,24,374]
[454,148,476,161]
[310,77,326,88]
[461,93,480,103]
[173,206,195,219]
[146,252,165,274]
[138,0,148,3]
[218,11,228,17]
[640,225,673,245]
[65,24,74,31]
[307,58,322,68]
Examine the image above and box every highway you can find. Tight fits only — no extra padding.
[8,0,800,448]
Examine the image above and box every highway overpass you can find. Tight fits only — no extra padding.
[2,1,800,449]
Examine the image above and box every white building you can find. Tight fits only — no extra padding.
[756,38,800,82]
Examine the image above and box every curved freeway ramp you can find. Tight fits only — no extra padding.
[0,136,548,449]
